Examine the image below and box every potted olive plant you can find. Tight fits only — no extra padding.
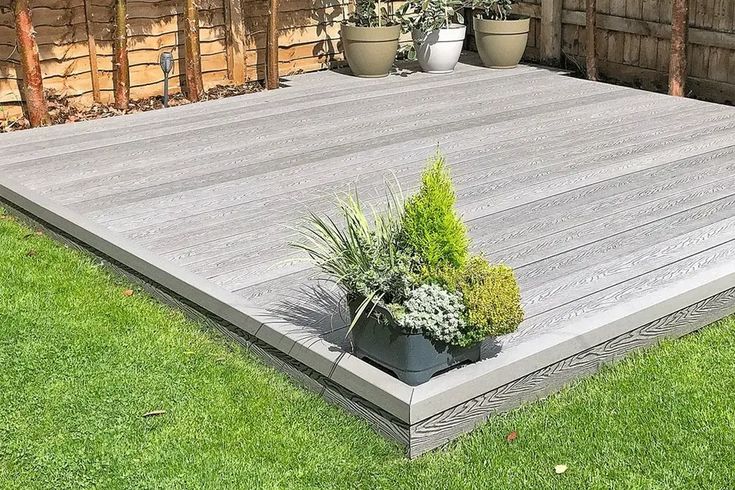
[341,0,402,77]
[292,151,524,385]
[396,0,467,74]
[472,0,530,68]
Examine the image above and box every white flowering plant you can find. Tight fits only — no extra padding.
[396,284,467,344]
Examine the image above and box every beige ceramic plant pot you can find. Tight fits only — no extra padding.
[473,16,530,69]
[341,24,402,78]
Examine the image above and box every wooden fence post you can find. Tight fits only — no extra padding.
[223,0,246,84]
[540,0,563,65]
[83,0,101,103]
[113,0,129,109]
[585,0,597,80]
[13,0,48,126]
[184,0,204,100]
[668,0,689,96]
[265,0,279,89]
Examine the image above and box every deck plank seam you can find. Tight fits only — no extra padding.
[166,142,735,273]
[94,99,710,249]
[511,182,735,273]
[522,235,735,321]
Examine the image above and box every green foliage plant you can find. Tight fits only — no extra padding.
[346,0,395,27]
[438,256,524,341]
[396,0,466,33]
[397,284,468,344]
[402,150,469,273]
[290,181,412,332]
[472,0,516,20]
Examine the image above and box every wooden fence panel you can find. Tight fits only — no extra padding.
[542,0,735,102]
[0,0,374,113]
[0,0,231,108]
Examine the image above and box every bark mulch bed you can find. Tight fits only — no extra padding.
[0,82,263,133]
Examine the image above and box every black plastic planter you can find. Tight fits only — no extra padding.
[348,297,481,386]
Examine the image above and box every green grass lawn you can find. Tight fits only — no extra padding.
[1,209,735,490]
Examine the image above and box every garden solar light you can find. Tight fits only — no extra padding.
[159,52,174,107]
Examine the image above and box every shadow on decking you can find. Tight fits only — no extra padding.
[268,282,351,349]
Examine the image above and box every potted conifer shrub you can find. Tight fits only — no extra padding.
[396,0,466,74]
[292,151,524,385]
[472,0,530,68]
[341,0,402,77]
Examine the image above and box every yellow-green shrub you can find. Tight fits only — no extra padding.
[440,256,524,341]
[402,151,469,271]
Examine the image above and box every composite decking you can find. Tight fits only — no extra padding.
[3,54,735,457]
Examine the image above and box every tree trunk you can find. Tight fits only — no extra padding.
[668,0,689,97]
[183,0,204,100]
[13,0,48,127]
[585,0,597,81]
[113,0,129,110]
[265,0,279,89]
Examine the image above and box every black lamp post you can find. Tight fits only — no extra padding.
[159,52,174,107]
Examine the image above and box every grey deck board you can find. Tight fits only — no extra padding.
[85,91,690,234]
[505,238,735,347]
[5,70,530,177]
[0,61,531,155]
[128,93,697,253]
[43,73,576,206]
[235,180,735,324]
[78,85,623,224]
[234,164,735,311]
[110,90,677,246]
[156,99,710,265]
[175,125,735,276]
[111,101,730,228]
[203,126,735,292]
[519,211,735,315]
[2,67,544,181]
[472,146,735,252]
[492,170,735,271]
[3,53,735,456]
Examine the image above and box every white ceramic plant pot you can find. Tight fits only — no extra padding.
[412,24,466,74]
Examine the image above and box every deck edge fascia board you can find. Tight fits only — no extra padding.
[0,177,414,423]
[410,261,735,422]
[406,285,735,457]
